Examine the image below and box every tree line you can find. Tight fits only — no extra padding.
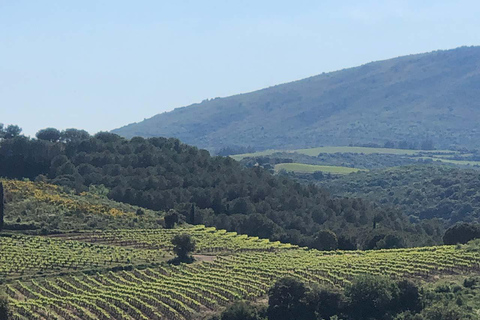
[0,126,442,248]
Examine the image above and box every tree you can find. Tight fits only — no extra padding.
[306,285,345,320]
[36,128,61,142]
[311,230,338,251]
[164,210,179,229]
[345,275,399,320]
[0,182,4,232]
[443,223,480,245]
[189,203,195,224]
[3,125,21,139]
[171,234,196,262]
[0,296,10,320]
[267,277,314,320]
[0,182,5,231]
[61,129,90,142]
[395,280,421,313]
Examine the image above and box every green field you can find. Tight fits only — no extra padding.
[275,163,364,174]
[232,146,456,160]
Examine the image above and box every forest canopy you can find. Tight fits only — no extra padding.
[0,128,442,248]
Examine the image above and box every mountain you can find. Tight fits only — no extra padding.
[113,46,480,151]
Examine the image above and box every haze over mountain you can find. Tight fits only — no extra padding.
[113,46,480,151]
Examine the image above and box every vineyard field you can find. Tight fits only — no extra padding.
[50,226,296,253]
[4,244,480,319]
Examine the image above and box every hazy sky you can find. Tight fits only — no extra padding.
[1,1,480,136]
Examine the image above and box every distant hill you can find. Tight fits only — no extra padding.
[113,46,480,151]
[318,165,480,226]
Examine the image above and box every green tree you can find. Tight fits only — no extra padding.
[36,128,61,142]
[164,210,179,229]
[189,203,195,224]
[345,275,399,320]
[61,129,90,142]
[0,296,10,320]
[171,233,196,262]
[0,182,4,232]
[3,125,21,139]
[306,285,345,320]
[312,229,338,251]
[443,223,480,245]
[267,277,314,320]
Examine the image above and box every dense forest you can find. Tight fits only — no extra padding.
[318,165,480,226]
[0,127,443,249]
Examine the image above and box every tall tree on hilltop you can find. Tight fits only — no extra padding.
[190,204,195,224]
[0,182,4,231]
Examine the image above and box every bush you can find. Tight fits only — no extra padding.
[217,301,266,320]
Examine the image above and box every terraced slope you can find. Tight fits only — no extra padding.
[2,223,480,320]
[6,245,480,320]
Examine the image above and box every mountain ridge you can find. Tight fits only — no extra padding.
[113,46,480,151]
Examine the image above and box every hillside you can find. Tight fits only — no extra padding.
[113,46,480,151]
[2,225,480,319]
[318,165,480,226]
[0,134,443,249]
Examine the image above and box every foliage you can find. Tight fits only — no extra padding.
[36,128,61,142]
[443,223,480,245]
[164,210,179,229]
[0,134,440,249]
[345,275,400,319]
[171,233,196,262]
[0,182,4,232]
[267,277,314,320]
[0,295,10,320]
[319,165,480,226]
[213,301,266,320]
[311,229,338,251]
[1,179,163,233]
[0,124,22,139]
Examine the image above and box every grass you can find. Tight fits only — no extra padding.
[232,146,456,160]
[275,163,364,174]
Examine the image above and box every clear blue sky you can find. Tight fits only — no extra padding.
[1,0,480,137]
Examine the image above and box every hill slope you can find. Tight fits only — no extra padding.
[113,46,480,151]
[318,165,480,226]
[0,134,442,248]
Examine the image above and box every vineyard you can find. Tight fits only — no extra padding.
[2,180,480,319]
[0,235,166,280]
[50,226,296,253]
[2,230,480,319]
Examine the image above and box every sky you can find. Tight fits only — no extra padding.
[1,0,480,137]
